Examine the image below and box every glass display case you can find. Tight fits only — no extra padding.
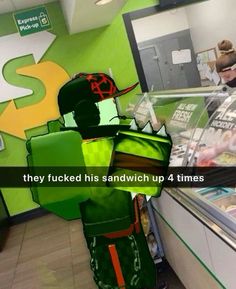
[119,86,236,246]
[120,86,229,167]
[177,92,236,244]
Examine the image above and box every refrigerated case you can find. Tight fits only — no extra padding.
[120,86,236,289]
[168,92,236,243]
[182,94,236,231]
[121,86,236,240]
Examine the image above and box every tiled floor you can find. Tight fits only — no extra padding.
[156,261,186,289]
[0,214,96,289]
[0,214,185,289]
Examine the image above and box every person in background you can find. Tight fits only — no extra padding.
[216,39,236,87]
[197,40,236,164]
[205,40,236,118]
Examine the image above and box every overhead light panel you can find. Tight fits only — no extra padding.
[95,0,113,6]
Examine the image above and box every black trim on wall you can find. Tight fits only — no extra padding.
[0,191,10,218]
[0,191,10,251]
[9,207,49,225]
[159,0,208,9]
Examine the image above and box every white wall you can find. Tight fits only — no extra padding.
[59,0,76,31]
[132,0,236,56]
[186,0,236,54]
[60,0,126,34]
[132,7,189,43]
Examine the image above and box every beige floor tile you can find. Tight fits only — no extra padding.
[0,269,15,289]
[69,220,85,236]
[73,258,91,269]
[70,229,85,244]
[15,248,71,276]
[1,215,100,289]
[24,214,69,240]
[12,247,74,289]
[0,224,25,276]
[12,277,42,289]
[72,252,90,266]
[70,235,87,253]
[69,219,83,233]
[69,220,97,289]
[74,267,97,289]
[25,214,62,229]
[3,223,26,250]
[7,223,26,237]
[69,222,90,259]
[72,260,92,282]
[0,245,22,273]
[17,227,71,264]
[71,242,90,258]
[40,247,72,265]
[11,263,40,288]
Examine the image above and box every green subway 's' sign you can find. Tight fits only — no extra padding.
[14,7,51,36]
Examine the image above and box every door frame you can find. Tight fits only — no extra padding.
[122,1,206,92]
[123,5,160,92]
[138,44,164,91]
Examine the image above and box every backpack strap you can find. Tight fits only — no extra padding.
[133,197,141,234]
[108,244,126,289]
[89,234,141,289]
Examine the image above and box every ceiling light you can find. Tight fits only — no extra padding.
[95,0,113,6]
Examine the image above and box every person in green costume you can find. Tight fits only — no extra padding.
[27,73,172,289]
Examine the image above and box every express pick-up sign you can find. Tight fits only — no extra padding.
[14,7,51,36]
